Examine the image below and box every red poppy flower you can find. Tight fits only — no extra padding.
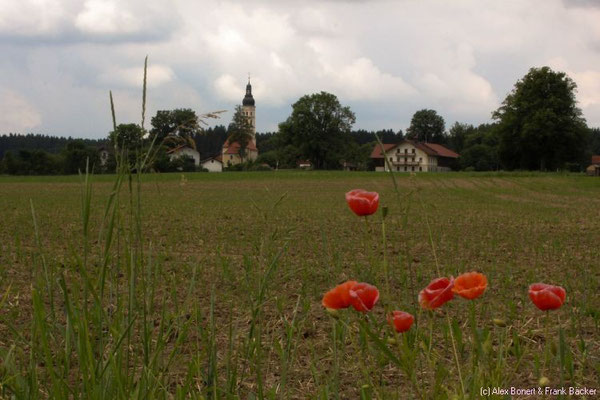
[388,311,414,333]
[418,277,454,309]
[349,282,380,312]
[452,272,488,300]
[345,189,379,216]
[322,280,358,309]
[528,283,566,311]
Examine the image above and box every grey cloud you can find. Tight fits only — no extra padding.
[562,0,600,8]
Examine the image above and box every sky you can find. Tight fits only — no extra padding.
[1,0,600,139]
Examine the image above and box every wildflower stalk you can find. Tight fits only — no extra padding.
[541,310,551,380]
[381,208,390,300]
[419,193,465,396]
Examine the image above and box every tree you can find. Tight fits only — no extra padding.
[149,109,200,148]
[62,140,99,174]
[193,125,228,159]
[589,127,600,155]
[110,123,143,152]
[447,122,476,154]
[406,109,446,143]
[493,66,588,170]
[277,92,355,169]
[227,105,254,162]
[109,123,144,169]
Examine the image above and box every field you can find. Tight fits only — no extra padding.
[0,171,599,399]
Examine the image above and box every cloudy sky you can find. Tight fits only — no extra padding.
[1,0,599,139]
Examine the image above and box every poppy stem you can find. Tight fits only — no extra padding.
[332,319,341,395]
[541,310,551,378]
[446,312,465,397]
[381,209,390,301]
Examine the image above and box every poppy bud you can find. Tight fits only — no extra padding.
[492,318,507,327]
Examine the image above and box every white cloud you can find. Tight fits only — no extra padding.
[2,0,600,137]
[548,57,600,126]
[75,0,140,35]
[98,64,175,88]
[0,89,42,132]
[0,0,72,36]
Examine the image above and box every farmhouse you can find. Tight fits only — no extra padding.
[167,145,200,167]
[371,140,459,172]
[222,79,259,167]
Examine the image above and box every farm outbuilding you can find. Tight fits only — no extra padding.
[201,156,223,172]
[586,155,600,176]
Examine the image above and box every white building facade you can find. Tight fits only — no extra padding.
[167,146,200,166]
[371,140,459,172]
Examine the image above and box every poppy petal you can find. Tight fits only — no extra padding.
[322,280,358,309]
[349,282,380,312]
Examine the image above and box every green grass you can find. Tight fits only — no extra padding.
[0,171,599,398]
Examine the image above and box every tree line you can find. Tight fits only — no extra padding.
[1,66,599,174]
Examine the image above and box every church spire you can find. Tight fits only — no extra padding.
[243,77,255,106]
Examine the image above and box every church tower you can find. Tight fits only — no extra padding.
[242,78,256,146]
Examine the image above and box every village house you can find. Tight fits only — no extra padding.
[222,79,259,167]
[297,160,312,169]
[201,155,223,172]
[167,145,200,167]
[371,140,459,172]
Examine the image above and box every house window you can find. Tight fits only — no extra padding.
[397,166,400,171]
[412,149,415,154]
[404,166,407,171]
[419,167,422,171]
[397,149,399,154]
[412,157,415,162]
[411,166,415,171]
[389,157,392,162]
[404,148,408,154]
[419,157,422,162]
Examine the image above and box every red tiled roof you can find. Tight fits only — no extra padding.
[370,140,459,159]
[421,143,459,158]
[370,143,397,158]
[200,156,223,164]
[222,139,258,154]
[592,155,600,165]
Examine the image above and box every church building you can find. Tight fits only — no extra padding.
[222,79,259,166]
